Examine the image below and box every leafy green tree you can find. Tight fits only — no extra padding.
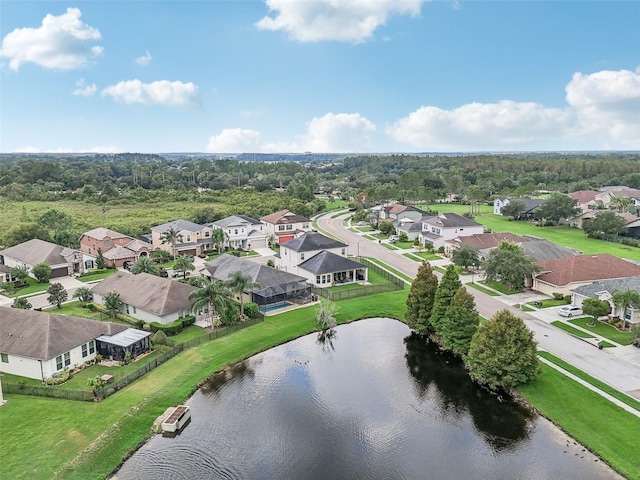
[32,262,52,283]
[12,297,32,309]
[536,193,580,226]
[103,291,122,318]
[152,249,171,264]
[211,228,227,254]
[160,227,183,259]
[73,287,93,303]
[38,209,72,232]
[582,211,627,237]
[430,264,462,335]
[47,282,68,309]
[173,254,196,280]
[405,261,439,334]
[440,287,480,356]
[581,298,610,326]
[3,222,52,246]
[451,244,480,272]
[95,248,107,270]
[189,280,232,328]
[130,256,160,275]
[53,229,80,248]
[612,290,640,328]
[379,221,395,235]
[467,310,540,390]
[500,199,527,220]
[10,264,31,283]
[225,270,261,318]
[482,241,539,290]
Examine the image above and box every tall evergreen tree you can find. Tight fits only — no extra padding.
[466,310,540,391]
[430,264,462,335]
[440,287,480,356]
[405,261,439,334]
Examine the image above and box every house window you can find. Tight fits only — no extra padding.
[82,344,88,358]
[64,352,70,367]
[286,225,292,230]
[316,275,321,284]
[56,355,63,370]
[186,235,191,242]
[301,253,305,261]
[303,224,309,229]
[104,240,110,247]
[89,341,95,354]
[205,231,210,237]
[278,225,285,231]
[1,353,8,363]
[342,248,345,255]
[133,306,137,314]
[235,229,238,234]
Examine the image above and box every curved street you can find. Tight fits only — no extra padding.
[316,211,640,401]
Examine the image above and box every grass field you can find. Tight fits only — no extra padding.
[551,320,594,339]
[2,277,50,298]
[466,282,500,296]
[568,317,632,345]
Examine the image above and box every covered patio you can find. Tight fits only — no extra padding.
[96,328,152,362]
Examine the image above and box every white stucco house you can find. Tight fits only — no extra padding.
[210,215,268,250]
[418,213,484,250]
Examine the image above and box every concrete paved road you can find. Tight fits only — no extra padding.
[316,211,640,400]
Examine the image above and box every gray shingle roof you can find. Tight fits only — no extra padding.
[298,251,364,275]
[151,219,203,233]
[572,275,640,298]
[91,271,197,316]
[205,254,307,289]
[521,239,579,261]
[0,238,74,267]
[211,215,262,228]
[0,307,128,361]
[281,232,346,252]
[424,213,482,228]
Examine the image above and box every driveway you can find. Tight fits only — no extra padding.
[315,211,640,399]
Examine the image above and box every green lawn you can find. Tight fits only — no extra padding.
[44,301,135,326]
[551,321,594,339]
[354,226,373,232]
[363,257,413,283]
[381,243,399,250]
[411,251,441,261]
[537,351,640,412]
[394,241,414,249]
[568,318,632,345]
[480,280,522,295]
[466,282,500,296]
[3,277,50,298]
[529,298,569,308]
[363,234,377,241]
[78,269,117,283]
[519,363,640,480]
[513,303,535,312]
[327,269,388,291]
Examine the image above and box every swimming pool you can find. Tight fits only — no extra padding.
[259,301,293,313]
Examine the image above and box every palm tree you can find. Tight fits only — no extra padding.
[131,256,161,275]
[612,289,640,328]
[211,228,227,254]
[189,280,232,328]
[73,287,93,303]
[161,227,183,259]
[610,195,631,213]
[104,291,122,319]
[173,254,195,280]
[225,271,261,318]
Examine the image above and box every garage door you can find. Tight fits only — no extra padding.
[180,249,197,256]
[50,267,68,278]
[278,235,295,244]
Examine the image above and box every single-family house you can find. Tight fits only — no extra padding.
[0,264,12,285]
[532,254,640,297]
[150,220,213,257]
[210,215,268,250]
[91,271,198,324]
[569,190,601,213]
[571,275,640,325]
[204,254,311,313]
[378,204,425,223]
[445,233,528,258]
[0,307,150,380]
[277,232,368,287]
[493,198,545,218]
[0,239,95,278]
[568,211,639,229]
[396,214,434,242]
[626,218,640,238]
[260,210,312,245]
[80,227,153,268]
[418,213,484,250]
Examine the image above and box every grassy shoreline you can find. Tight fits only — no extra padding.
[1,288,638,480]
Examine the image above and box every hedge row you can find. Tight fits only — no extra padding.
[149,315,196,335]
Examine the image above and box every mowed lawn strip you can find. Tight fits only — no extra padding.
[551,321,594,338]
[518,363,640,480]
[0,290,408,480]
[568,317,632,345]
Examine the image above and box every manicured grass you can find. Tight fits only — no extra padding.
[551,321,594,338]
[411,251,441,261]
[513,303,535,312]
[323,200,349,211]
[362,257,413,283]
[327,269,388,291]
[519,363,640,480]
[529,298,569,308]
[381,243,399,250]
[568,318,632,345]
[363,234,377,241]
[466,282,500,296]
[3,278,50,298]
[403,252,423,262]
[354,226,373,232]
[78,269,117,283]
[480,280,522,295]
[537,351,640,412]
[44,301,137,326]
[434,265,463,275]
[0,290,408,480]
[394,241,414,249]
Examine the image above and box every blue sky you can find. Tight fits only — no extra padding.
[1,1,639,153]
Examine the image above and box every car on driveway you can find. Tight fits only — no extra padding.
[559,305,582,317]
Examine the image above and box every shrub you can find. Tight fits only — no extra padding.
[180,315,196,327]
[45,369,71,386]
[266,259,275,267]
[244,302,260,319]
[95,354,103,363]
[563,295,571,303]
[552,292,564,301]
[151,330,169,346]
[149,320,183,335]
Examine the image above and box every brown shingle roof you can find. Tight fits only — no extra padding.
[535,254,640,287]
[452,233,527,250]
[0,307,127,361]
[82,227,131,241]
[260,209,310,225]
[569,190,599,203]
[91,271,196,316]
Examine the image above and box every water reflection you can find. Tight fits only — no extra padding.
[404,332,534,452]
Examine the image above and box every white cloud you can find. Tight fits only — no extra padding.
[206,128,263,153]
[101,79,200,106]
[388,67,640,150]
[255,0,424,43]
[301,113,376,151]
[72,78,97,97]
[87,145,122,153]
[0,7,103,71]
[136,50,152,66]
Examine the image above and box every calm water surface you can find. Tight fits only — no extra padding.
[113,318,620,479]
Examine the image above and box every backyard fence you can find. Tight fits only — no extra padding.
[1,317,263,402]
[311,256,405,302]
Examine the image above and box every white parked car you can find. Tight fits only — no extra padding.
[559,305,583,317]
